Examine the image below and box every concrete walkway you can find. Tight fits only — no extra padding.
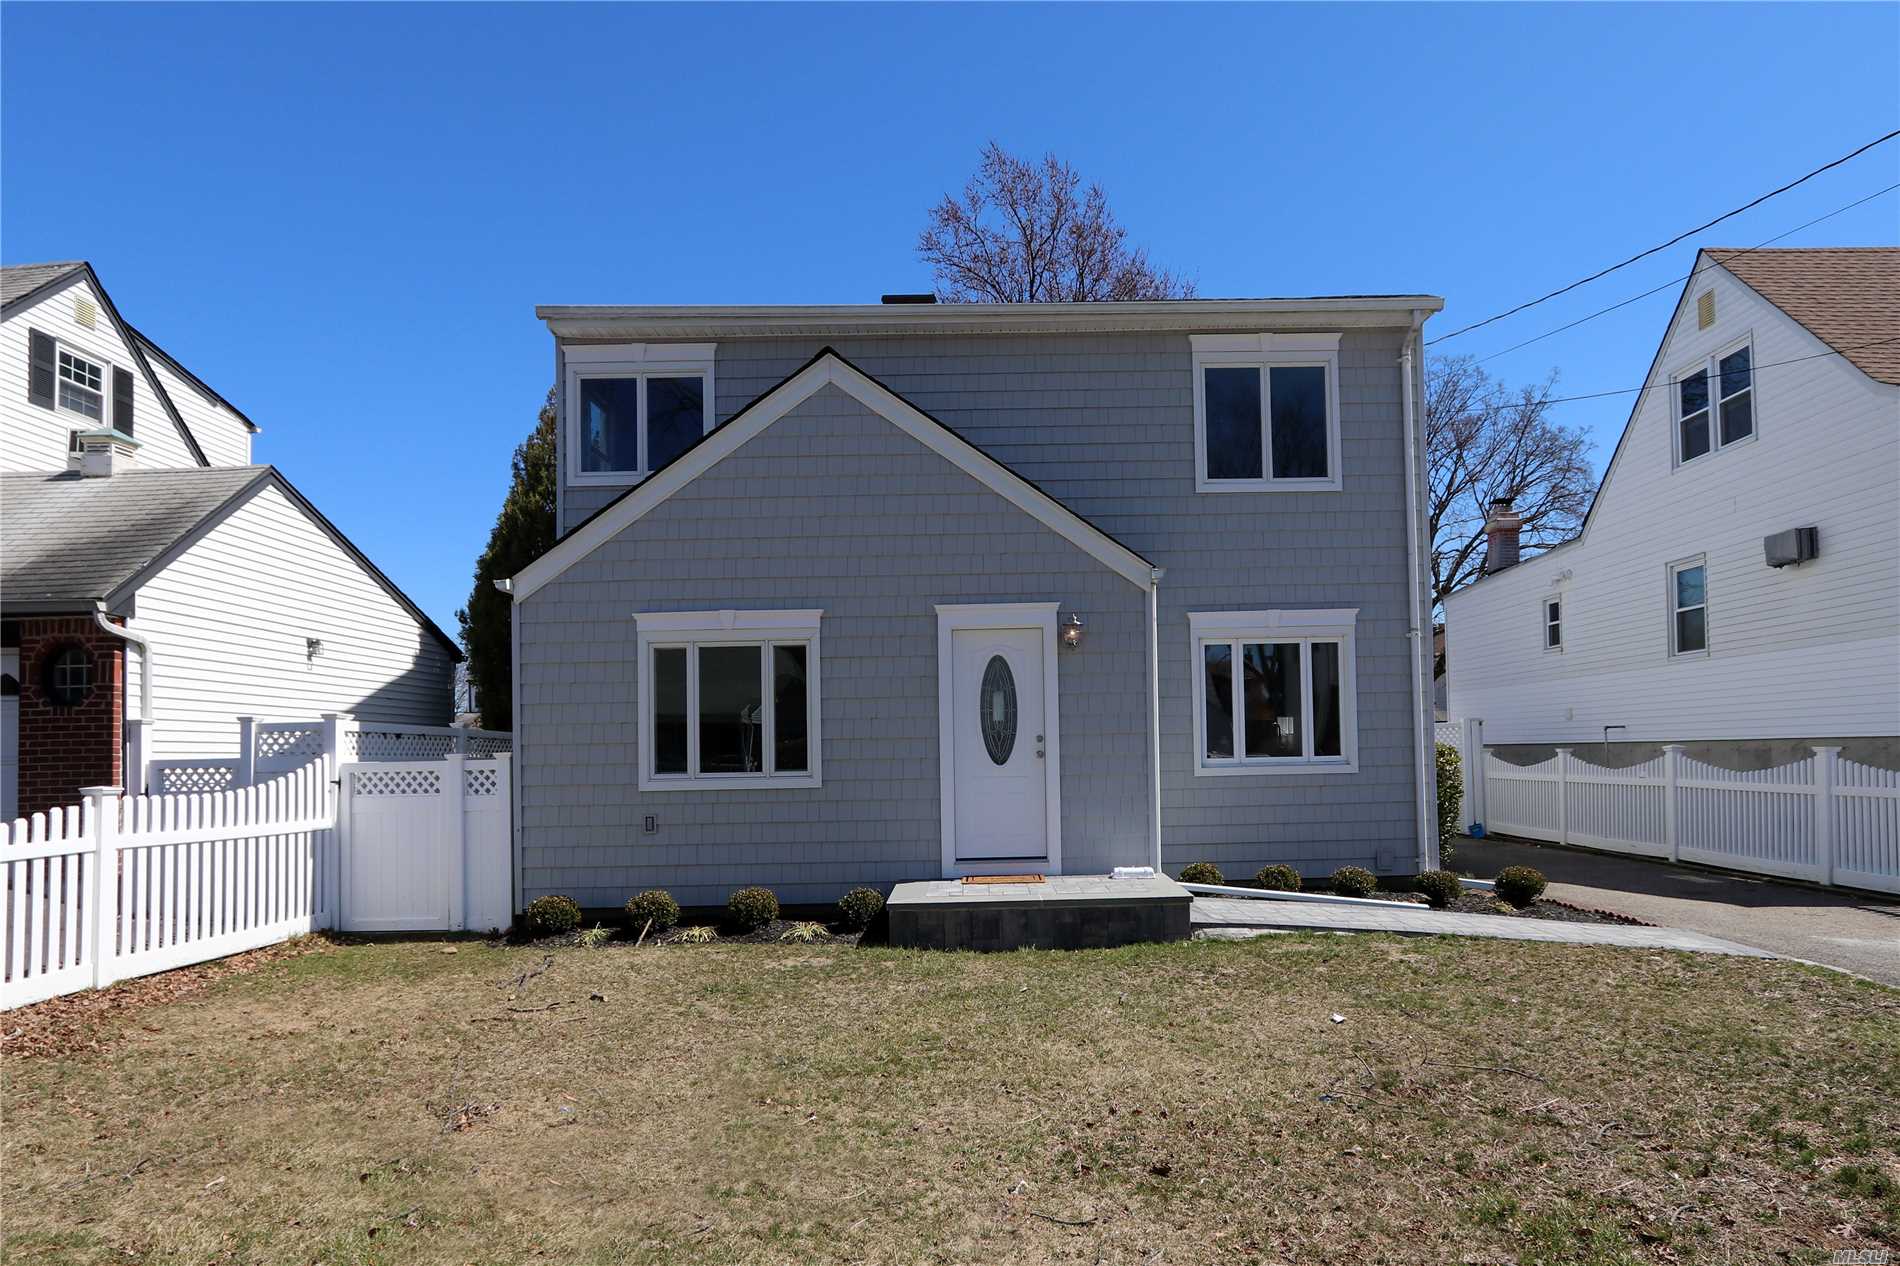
[1454,836,1900,987]
[1190,896,1776,958]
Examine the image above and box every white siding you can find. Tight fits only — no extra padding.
[146,354,251,466]
[126,482,455,758]
[0,276,201,472]
[1445,264,1900,743]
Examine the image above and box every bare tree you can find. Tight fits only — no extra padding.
[919,142,1195,303]
[1428,355,1594,633]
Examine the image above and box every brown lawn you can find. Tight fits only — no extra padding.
[2,932,1896,1265]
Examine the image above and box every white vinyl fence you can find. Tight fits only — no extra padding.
[147,714,510,797]
[1482,744,1900,894]
[2,753,514,1011]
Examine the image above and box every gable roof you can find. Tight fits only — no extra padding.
[0,465,461,659]
[512,348,1158,601]
[1447,244,1900,600]
[1711,247,1900,385]
[126,321,260,433]
[1,261,211,464]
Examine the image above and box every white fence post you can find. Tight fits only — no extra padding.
[1814,745,1840,887]
[1462,717,1485,832]
[125,720,151,797]
[1554,748,1572,847]
[81,785,122,989]
[444,754,467,931]
[1662,744,1683,864]
[235,716,256,788]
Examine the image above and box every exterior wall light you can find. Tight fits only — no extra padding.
[1060,612,1085,651]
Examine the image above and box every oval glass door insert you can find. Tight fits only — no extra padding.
[979,655,1018,765]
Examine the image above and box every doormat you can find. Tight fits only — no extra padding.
[961,874,1045,885]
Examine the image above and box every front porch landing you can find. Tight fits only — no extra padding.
[886,875,1192,951]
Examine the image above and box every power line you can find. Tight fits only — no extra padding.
[1428,129,1900,346]
[1473,183,1900,365]
[1453,335,1900,418]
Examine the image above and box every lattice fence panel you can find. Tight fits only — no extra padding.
[350,767,443,797]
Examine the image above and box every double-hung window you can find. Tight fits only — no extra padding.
[565,343,715,486]
[1675,338,1754,464]
[635,610,821,790]
[1543,596,1563,651]
[1668,559,1707,656]
[1189,609,1358,774]
[1192,334,1342,491]
[57,349,105,421]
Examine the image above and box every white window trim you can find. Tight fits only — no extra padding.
[634,608,821,791]
[1191,333,1343,493]
[1671,332,1757,468]
[53,341,110,426]
[565,342,716,488]
[1187,608,1358,775]
[1542,595,1564,653]
[1667,557,1709,659]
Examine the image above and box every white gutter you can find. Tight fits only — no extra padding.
[1399,311,1437,873]
[1146,566,1165,871]
[94,608,154,722]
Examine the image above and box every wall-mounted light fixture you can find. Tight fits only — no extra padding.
[306,637,325,661]
[1060,612,1085,651]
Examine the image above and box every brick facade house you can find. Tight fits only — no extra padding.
[6,616,126,818]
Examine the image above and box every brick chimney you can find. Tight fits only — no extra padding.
[1483,497,1522,574]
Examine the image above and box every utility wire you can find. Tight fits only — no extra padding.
[1428,129,1900,346]
[1451,335,1900,418]
[1474,183,1900,365]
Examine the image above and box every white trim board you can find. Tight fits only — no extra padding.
[511,351,1157,600]
[935,603,1064,879]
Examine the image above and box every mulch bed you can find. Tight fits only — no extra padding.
[510,919,863,950]
[0,934,336,1061]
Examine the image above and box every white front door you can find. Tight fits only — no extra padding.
[949,626,1048,865]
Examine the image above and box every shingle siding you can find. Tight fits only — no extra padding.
[520,384,1152,908]
[533,328,1428,901]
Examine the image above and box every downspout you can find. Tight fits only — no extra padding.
[496,576,521,918]
[1146,566,1165,872]
[93,608,154,795]
[1398,311,1436,872]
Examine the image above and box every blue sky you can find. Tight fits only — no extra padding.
[5,3,1896,636]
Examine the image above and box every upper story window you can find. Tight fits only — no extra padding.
[58,350,105,421]
[1543,596,1563,651]
[1188,609,1358,774]
[28,330,132,436]
[1675,338,1754,465]
[564,343,715,487]
[1191,333,1342,492]
[1669,558,1707,656]
[635,609,822,791]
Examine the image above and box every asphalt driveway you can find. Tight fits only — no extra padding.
[1454,836,1900,988]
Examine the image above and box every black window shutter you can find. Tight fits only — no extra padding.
[27,329,55,407]
[113,367,135,436]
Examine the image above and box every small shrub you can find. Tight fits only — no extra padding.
[1494,866,1547,909]
[1253,864,1302,892]
[522,894,582,937]
[1329,866,1378,899]
[779,921,828,944]
[625,888,681,934]
[836,887,884,931]
[675,925,717,945]
[1414,869,1463,909]
[726,885,780,931]
[576,924,613,949]
[1179,862,1225,885]
[1436,741,1464,867]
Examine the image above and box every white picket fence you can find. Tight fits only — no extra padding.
[2,754,515,1010]
[2,762,334,1009]
[1482,745,1900,893]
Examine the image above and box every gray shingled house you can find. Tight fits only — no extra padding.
[506,296,1443,910]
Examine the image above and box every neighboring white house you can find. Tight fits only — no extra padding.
[0,260,460,820]
[1444,247,1900,756]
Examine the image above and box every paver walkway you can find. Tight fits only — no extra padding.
[1456,836,1900,987]
[1190,896,1777,958]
